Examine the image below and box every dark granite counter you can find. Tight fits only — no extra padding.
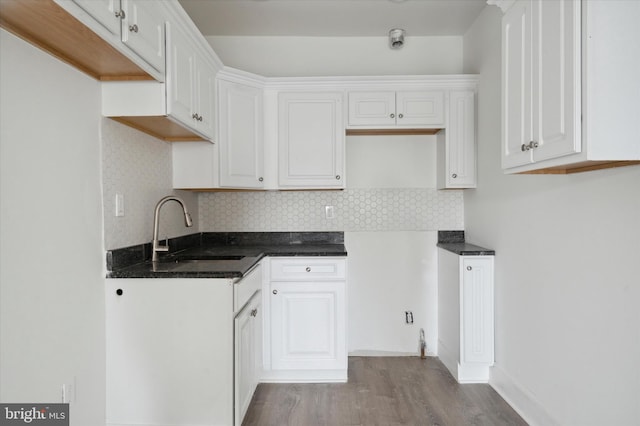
[106,232,347,279]
[436,230,495,256]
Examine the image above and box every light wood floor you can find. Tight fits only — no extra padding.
[243,357,527,426]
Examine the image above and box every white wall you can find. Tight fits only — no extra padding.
[198,135,464,355]
[206,36,463,77]
[463,6,640,426]
[0,30,105,425]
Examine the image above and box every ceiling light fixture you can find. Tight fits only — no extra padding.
[389,28,405,49]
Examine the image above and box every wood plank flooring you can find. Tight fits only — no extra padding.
[243,357,527,426]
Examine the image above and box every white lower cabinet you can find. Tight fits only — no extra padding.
[438,250,494,383]
[105,264,263,426]
[105,278,234,426]
[263,257,347,383]
[235,290,262,426]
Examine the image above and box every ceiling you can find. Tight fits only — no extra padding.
[178,0,488,37]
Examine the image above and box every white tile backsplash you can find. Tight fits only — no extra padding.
[199,188,463,232]
[101,119,198,249]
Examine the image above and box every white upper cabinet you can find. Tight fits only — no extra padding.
[501,0,640,174]
[166,21,217,139]
[348,90,444,128]
[218,78,264,189]
[438,90,476,189]
[120,0,165,75]
[72,0,167,76]
[278,92,345,189]
[71,0,122,36]
[502,0,580,170]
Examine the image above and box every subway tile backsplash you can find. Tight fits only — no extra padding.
[199,188,463,232]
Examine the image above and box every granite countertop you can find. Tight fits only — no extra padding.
[106,232,348,279]
[436,230,495,256]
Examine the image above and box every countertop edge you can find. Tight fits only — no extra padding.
[437,242,495,256]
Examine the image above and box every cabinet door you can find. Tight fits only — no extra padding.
[120,0,165,74]
[218,80,264,188]
[235,301,255,426]
[72,0,122,36]
[166,22,195,128]
[396,91,444,126]
[270,281,346,371]
[531,0,581,162]
[461,258,494,365]
[278,92,345,188]
[502,0,533,168]
[445,90,476,188]
[194,58,217,138]
[348,91,396,126]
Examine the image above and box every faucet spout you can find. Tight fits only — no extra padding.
[152,196,193,262]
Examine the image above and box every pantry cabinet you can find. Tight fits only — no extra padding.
[263,257,347,382]
[500,0,640,173]
[218,78,265,188]
[348,90,444,128]
[438,250,494,383]
[278,92,345,188]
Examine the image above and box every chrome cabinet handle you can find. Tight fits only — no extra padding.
[521,141,539,151]
[467,266,472,271]
[115,10,125,19]
[305,267,311,272]
[272,290,278,295]
[390,113,395,118]
[335,175,341,180]
[398,113,404,119]
[258,177,263,182]
[529,141,539,149]
[452,173,457,178]
[250,308,258,317]
[129,24,138,33]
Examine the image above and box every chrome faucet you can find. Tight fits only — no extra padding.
[152,196,193,262]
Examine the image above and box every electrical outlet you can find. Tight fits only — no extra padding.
[405,311,414,324]
[62,382,74,403]
[325,205,335,219]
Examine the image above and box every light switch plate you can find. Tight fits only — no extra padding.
[115,193,124,217]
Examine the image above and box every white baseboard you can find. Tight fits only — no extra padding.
[489,363,561,426]
[348,350,436,357]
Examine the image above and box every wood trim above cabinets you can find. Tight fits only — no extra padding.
[109,117,208,142]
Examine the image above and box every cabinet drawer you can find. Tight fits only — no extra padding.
[270,257,346,281]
